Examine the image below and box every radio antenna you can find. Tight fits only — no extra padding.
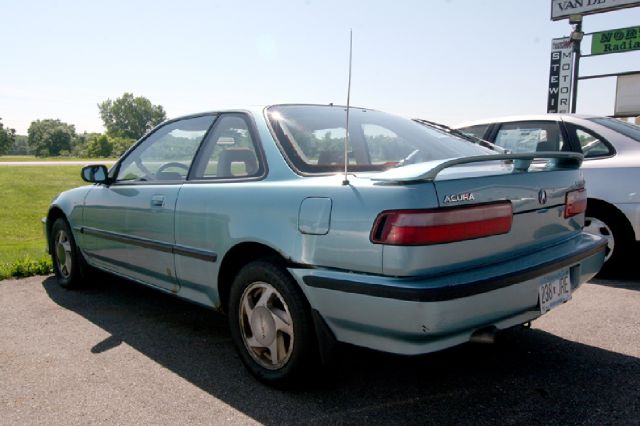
[342,29,353,186]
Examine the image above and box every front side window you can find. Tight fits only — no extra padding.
[190,114,263,179]
[266,105,492,174]
[116,115,214,182]
[494,121,567,153]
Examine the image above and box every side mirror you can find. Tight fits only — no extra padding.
[81,164,110,184]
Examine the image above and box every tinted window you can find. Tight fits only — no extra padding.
[458,124,490,139]
[494,121,567,153]
[588,117,640,142]
[267,105,492,174]
[362,124,411,164]
[191,114,263,179]
[116,115,214,182]
[573,127,612,158]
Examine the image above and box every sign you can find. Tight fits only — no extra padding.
[547,38,574,113]
[551,0,640,20]
[615,73,640,116]
[591,26,640,55]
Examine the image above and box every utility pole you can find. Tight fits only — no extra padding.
[569,15,584,113]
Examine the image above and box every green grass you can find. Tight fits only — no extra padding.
[0,165,85,279]
[0,155,116,162]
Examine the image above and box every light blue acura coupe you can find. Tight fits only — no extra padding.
[45,104,606,385]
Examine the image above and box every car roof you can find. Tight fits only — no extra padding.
[166,103,378,122]
[454,114,602,129]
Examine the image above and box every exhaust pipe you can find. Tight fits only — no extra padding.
[470,326,497,344]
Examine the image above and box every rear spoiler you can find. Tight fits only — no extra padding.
[371,152,584,183]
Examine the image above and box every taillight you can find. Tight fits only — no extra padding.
[565,188,587,218]
[370,202,513,245]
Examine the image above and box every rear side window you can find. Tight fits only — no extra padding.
[190,114,263,179]
[458,124,490,139]
[494,121,567,153]
[565,123,613,158]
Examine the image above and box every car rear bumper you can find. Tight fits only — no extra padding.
[290,232,606,355]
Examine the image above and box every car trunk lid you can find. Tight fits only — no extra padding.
[368,153,587,276]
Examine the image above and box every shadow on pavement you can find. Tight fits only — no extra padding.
[592,256,640,290]
[43,275,640,425]
[590,276,640,291]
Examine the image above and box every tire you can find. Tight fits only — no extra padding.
[49,218,87,288]
[584,204,633,272]
[228,260,317,386]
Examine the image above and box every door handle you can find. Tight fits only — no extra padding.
[151,195,165,207]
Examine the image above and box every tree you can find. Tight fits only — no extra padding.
[109,136,135,157]
[0,118,16,155]
[72,132,100,157]
[98,93,166,140]
[86,134,113,158]
[28,119,77,157]
[10,135,30,155]
[77,133,135,158]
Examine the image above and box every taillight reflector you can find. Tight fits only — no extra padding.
[371,202,513,245]
[565,188,587,218]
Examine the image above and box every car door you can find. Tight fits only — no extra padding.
[81,115,216,292]
[172,113,266,307]
[490,121,570,153]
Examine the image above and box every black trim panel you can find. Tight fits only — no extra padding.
[80,227,217,262]
[303,240,606,302]
[172,245,218,262]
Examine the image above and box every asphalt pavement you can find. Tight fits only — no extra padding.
[1,273,639,425]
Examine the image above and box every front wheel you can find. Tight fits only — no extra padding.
[228,260,316,385]
[50,218,86,288]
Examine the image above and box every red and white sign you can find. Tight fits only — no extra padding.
[551,0,640,21]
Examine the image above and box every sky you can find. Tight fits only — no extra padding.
[1,0,639,135]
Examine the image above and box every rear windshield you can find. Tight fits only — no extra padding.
[588,117,640,142]
[266,105,493,174]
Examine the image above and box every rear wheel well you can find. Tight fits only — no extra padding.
[586,198,634,235]
[586,197,635,268]
[217,243,291,313]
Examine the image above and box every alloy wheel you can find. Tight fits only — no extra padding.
[584,216,614,262]
[238,281,294,370]
[55,229,73,278]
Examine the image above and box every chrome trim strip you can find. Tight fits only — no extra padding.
[173,245,218,262]
[80,227,217,262]
[81,226,173,253]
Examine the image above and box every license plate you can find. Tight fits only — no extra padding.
[538,269,571,314]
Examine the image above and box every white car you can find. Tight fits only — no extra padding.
[455,115,640,271]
